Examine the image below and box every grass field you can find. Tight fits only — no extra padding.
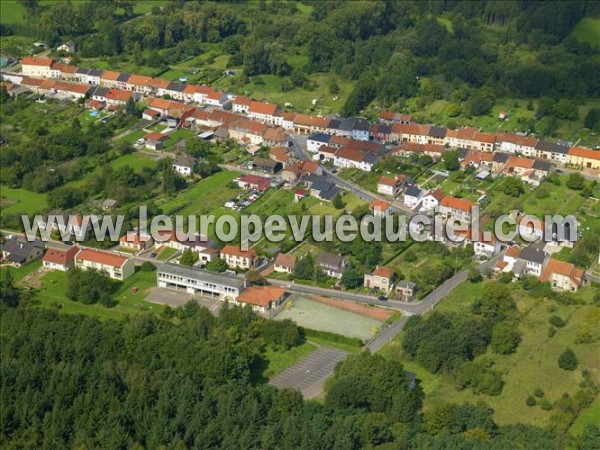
[0,260,42,283]
[30,267,161,320]
[276,295,383,341]
[569,395,600,436]
[380,280,600,429]
[109,153,159,171]
[158,170,241,216]
[570,17,600,48]
[1,187,48,217]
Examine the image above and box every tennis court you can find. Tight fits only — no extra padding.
[276,295,383,340]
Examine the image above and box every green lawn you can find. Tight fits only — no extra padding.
[31,267,161,320]
[159,170,241,216]
[110,153,159,171]
[569,395,600,436]
[0,1,26,24]
[261,342,318,379]
[570,17,600,47]
[1,260,43,283]
[156,246,178,261]
[1,187,48,217]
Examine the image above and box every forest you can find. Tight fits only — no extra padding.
[3,300,599,449]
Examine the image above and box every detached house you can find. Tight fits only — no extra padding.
[377,175,405,197]
[119,231,153,252]
[220,245,255,270]
[517,247,547,277]
[1,237,44,266]
[75,248,135,280]
[540,259,585,292]
[172,153,197,177]
[307,133,331,153]
[370,200,393,217]
[404,186,426,210]
[438,196,477,223]
[42,245,80,271]
[364,266,395,291]
[274,253,296,274]
[420,189,445,214]
[237,174,271,192]
[316,252,348,279]
[396,280,417,301]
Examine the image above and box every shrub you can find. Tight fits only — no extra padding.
[539,399,553,410]
[534,388,545,398]
[526,395,537,407]
[548,326,557,338]
[558,348,578,371]
[549,315,565,328]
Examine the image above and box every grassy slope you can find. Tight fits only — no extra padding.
[570,17,600,47]
[380,280,600,429]
[29,268,161,321]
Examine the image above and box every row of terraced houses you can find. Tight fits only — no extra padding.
[1,56,598,173]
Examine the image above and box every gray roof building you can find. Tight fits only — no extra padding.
[157,263,245,298]
[2,237,44,265]
[519,247,546,265]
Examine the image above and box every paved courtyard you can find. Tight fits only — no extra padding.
[269,346,348,399]
[145,287,222,314]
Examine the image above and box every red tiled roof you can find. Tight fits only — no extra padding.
[106,89,134,102]
[274,253,297,269]
[269,146,290,162]
[221,245,256,258]
[427,189,446,202]
[440,196,477,212]
[238,285,286,307]
[144,132,166,141]
[43,246,79,266]
[146,78,171,89]
[233,95,253,106]
[143,108,160,117]
[101,70,121,81]
[495,133,538,148]
[76,248,129,268]
[505,245,520,258]
[22,56,53,67]
[335,147,370,163]
[371,266,394,278]
[540,258,584,286]
[127,74,152,86]
[51,62,78,74]
[370,199,391,211]
[249,100,279,116]
[234,119,268,135]
[568,146,600,160]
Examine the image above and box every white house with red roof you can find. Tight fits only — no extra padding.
[21,57,56,78]
[437,196,477,223]
[370,200,393,217]
[247,101,282,126]
[42,246,80,271]
[75,248,135,280]
[220,245,255,270]
[364,266,395,291]
[377,175,405,197]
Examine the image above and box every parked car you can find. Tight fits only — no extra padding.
[378,295,387,301]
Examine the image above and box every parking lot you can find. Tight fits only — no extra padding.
[268,346,348,399]
[145,287,222,314]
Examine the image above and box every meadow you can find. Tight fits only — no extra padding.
[380,279,600,430]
